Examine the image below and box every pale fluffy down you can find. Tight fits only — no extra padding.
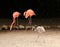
[34,26,46,33]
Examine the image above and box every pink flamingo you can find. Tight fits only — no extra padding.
[23,9,36,25]
[10,11,21,31]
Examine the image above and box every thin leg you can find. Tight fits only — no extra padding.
[28,17,32,26]
[35,33,40,42]
[10,18,16,31]
[16,17,18,26]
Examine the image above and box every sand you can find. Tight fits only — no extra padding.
[0,29,60,47]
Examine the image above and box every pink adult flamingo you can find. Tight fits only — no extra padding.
[10,11,21,31]
[23,9,36,25]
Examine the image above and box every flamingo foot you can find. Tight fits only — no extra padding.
[10,25,12,31]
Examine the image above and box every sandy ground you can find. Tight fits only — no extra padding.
[0,29,60,47]
[0,18,60,47]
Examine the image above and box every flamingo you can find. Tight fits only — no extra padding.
[23,9,36,25]
[10,11,21,31]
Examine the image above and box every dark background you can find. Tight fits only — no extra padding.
[0,0,60,19]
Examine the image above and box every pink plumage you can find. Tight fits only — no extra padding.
[24,9,36,18]
[13,11,21,19]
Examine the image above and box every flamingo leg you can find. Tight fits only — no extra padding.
[16,17,18,26]
[10,18,16,31]
[28,16,32,26]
